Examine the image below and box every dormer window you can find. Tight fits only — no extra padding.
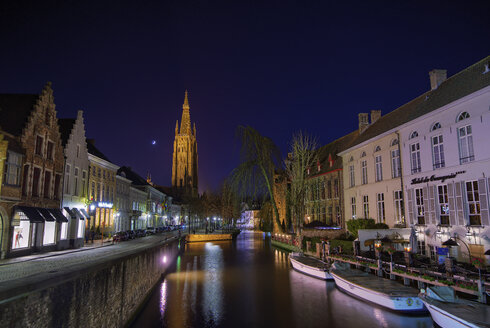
[431,122,441,131]
[409,131,419,139]
[457,111,470,122]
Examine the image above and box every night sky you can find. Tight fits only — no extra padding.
[1,0,489,192]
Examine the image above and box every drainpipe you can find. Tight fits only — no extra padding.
[395,131,406,227]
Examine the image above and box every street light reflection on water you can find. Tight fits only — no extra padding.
[133,231,434,328]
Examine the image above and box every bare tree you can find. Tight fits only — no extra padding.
[285,131,318,235]
[229,126,284,232]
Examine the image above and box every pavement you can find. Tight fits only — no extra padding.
[0,231,184,300]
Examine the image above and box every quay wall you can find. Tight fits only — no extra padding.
[0,238,182,328]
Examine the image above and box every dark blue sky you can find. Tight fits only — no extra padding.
[1,0,489,192]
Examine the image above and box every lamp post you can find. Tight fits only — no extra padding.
[442,235,471,262]
[404,245,412,269]
[374,239,382,277]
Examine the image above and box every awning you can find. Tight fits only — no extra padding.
[64,207,76,218]
[364,238,409,247]
[79,208,90,219]
[71,208,85,220]
[38,208,56,221]
[16,206,45,223]
[49,209,68,222]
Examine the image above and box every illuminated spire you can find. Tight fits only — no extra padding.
[175,120,179,135]
[180,90,191,135]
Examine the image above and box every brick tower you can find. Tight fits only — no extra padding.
[172,90,198,196]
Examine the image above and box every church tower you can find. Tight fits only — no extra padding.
[172,90,198,196]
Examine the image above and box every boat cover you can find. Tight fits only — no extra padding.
[426,286,456,302]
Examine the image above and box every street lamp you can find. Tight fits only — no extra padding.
[442,235,471,262]
[404,245,412,268]
[374,239,382,277]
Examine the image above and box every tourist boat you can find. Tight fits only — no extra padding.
[289,252,333,280]
[330,262,426,313]
[420,286,490,328]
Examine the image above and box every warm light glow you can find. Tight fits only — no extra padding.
[163,255,167,263]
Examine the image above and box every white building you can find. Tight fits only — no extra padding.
[129,186,147,230]
[398,59,490,262]
[115,173,131,232]
[59,111,90,248]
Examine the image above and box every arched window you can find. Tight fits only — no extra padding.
[457,112,470,122]
[431,122,441,131]
[349,156,353,162]
[390,139,399,147]
[360,151,366,158]
[409,131,419,139]
[374,146,381,152]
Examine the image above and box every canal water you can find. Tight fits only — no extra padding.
[132,231,434,328]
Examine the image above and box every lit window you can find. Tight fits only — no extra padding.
[437,185,449,225]
[466,181,481,226]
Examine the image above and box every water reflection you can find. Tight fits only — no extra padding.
[133,231,434,328]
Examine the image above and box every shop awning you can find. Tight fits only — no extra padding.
[49,209,68,222]
[64,207,76,218]
[16,206,44,223]
[38,208,56,221]
[79,209,90,219]
[71,208,85,220]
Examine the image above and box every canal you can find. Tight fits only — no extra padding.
[132,231,434,328]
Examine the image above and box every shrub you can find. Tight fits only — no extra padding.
[346,219,375,238]
[373,223,389,229]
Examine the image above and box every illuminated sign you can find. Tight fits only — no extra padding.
[97,202,113,208]
[411,171,466,185]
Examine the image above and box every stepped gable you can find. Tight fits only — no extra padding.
[58,118,76,147]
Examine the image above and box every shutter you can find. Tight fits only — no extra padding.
[455,181,465,226]
[448,182,456,226]
[428,185,436,225]
[407,189,414,226]
[423,186,429,224]
[478,178,489,226]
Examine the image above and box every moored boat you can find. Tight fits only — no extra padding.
[289,252,333,280]
[330,261,426,313]
[420,286,490,328]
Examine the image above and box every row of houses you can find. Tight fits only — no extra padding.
[275,56,490,263]
[0,83,182,259]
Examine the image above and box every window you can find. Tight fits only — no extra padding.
[376,193,385,223]
[410,131,419,139]
[12,218,30,249]
[82,171,87,197]
[375,155,383,182]
[362,195,369,219]
[97,183,101,201]
[457,111,470,122]
[432,135,445,169]
[333,179,339,198]
[32,167,41,197]
[327,180,332,198]
[54,174,61,200]
[349,165,355,187]
[97,168,101,177]
[431,122,441,131]
[321,181,325,199]
[360,151,366,158]
[394,190,404,224]
[437,185,449,225]
[35,136,44,156]
[76,144,80,158]
[60,222,68,240]
[335,206,340,225]
[351,197,356,219]
[374,146,381,152]
[391,149,401,178]
[22,165,29,195]
[46,141,54,160]
[466,181,481,226]
[321,206,326,222]
[77,220,84,238]
[4,151,22,185]
[91,182,95,200]
[415,188,425,225]
[328,206,333,224]
[458,125,474,163]
[410,143,421,173]
[361,160,368,184]
[74,167,79,196]
[65,164,70,193]
[43,171,51,198]
[390,139,399,146]
[43,221,56,245]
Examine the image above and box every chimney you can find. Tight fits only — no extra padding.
[370,110,381,124]
[358,113,369,134]
[429,69,447,90]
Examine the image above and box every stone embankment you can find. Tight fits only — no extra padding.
[0,232,184,328]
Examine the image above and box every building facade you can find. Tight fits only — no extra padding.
[129,186,147,230]
[172,91,198,196]
[87,140,119,235]
[115,173,131,232]
[0,83,68,258]
[399,60,490,262]
[59,110,89,248]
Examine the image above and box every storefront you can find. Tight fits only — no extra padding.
[64,207,87,248]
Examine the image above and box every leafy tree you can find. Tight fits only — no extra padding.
[229,126,284,232]
[259,201,273,232]
[346,218,376,238]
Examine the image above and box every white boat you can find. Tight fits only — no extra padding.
[330,261,426,313]
[289,252,333,280]
[420,286,490,328]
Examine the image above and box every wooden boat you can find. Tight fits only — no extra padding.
[289,252,333,280]
[419,286,490,328]
[330,261,426,313]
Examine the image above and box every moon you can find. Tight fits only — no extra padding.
[152,140,156,145]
